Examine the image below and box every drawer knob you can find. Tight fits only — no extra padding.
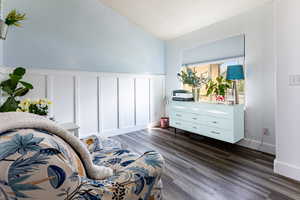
[212,121,218,124]
[176,114,182,117]
[193,126,197,129]
[175,122,181,125]
[211,131,221,135]
[192,118,197,120]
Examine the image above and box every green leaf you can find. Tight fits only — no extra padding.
[0,80,14,95]
[205,76,233,97]
[14,87,29,97]
[5,10,26,27]
[19,81,33,89]
[13,67,26,76]
[0,97,19,112]
[0,67,33,112]
[9,74,22,81]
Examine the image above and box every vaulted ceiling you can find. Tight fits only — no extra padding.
[98,0,272,40]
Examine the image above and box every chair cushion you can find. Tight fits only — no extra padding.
[92,148,141,171]
[82,135,141,171]
[81,135,122,153]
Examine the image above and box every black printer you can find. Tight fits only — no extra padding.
[172,90,194,101]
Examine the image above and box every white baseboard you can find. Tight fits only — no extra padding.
[94,121,159,138]
[99,125,151,138]
[274,159,300,182]
[238,138,275,155]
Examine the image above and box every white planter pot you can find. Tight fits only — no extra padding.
[0,19,8,40]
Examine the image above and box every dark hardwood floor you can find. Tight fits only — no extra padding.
[112,128,300,200]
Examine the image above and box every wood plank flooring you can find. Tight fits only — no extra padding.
[112,128,300,200]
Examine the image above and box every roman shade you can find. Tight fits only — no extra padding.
[182,35,245,66]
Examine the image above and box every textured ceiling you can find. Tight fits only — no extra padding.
[98,0,272,40]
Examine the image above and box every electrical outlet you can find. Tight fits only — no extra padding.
[289,74,300,86]
[262,128,270,136]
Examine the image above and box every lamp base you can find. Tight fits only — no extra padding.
[233,80,239,104]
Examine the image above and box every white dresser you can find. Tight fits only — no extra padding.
[169,101,244,143]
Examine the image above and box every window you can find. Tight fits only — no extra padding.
[181,57,245,104]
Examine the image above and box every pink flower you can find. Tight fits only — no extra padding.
[216,95,225,102]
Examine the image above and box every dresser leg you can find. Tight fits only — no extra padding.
[174,128,177,137]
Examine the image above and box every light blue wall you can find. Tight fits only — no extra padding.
[3,0,165,74]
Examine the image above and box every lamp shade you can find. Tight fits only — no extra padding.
[226,65,245,80]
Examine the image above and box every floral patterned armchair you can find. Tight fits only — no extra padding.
[0,128,164,200]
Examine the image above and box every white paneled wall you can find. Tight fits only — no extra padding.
[77,75,99,137]
[50,75,76,124]
[150,77,165,122]
[100,76,119,133]
[0,66,165,138]
[135,78,150,126]
[118,77,135,129]
[23,74,47,100]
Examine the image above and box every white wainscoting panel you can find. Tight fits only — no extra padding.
[50,75,75,124]
[118,77,135,129]
[78,75,99,137]
[135,78,150,126]
[23,74,47,100]
[150,77,165,124]
[0,66,165,138]
[100,76,118,133]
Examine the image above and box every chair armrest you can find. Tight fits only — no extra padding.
[76,151,164,200]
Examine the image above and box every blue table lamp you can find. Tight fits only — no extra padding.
[226,65,245,104]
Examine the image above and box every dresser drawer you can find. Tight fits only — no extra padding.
[170,119,191,130]
[199,116,233,131]
[171,119,234,143]
[184,123,231,140]
[169,111,187,119]
[169,104,189,113]
[205,127,233,143]
[170,110,201,121]
[185,124,210,137]
[170,120,209,136]
[203,108,233,119]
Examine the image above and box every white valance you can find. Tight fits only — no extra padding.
[182,34,245,66]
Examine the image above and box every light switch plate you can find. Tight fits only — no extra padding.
[289,74,300,86]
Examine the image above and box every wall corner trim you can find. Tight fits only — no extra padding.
[274,159,300,182]
[238,138,276,155]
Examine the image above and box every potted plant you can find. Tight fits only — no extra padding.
[177,68,206,101]
[205,76,232,103]
[0,67,33,112]
[0,9,26,40]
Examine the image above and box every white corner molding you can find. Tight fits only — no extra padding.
[238,138,276,155]
[274,159,300,182]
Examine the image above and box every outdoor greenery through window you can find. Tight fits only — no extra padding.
[181,58,245,104]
